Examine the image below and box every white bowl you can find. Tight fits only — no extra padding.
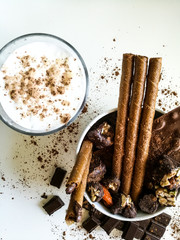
[76,108,178,221]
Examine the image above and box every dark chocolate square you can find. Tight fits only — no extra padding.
[50,167,67,189]
[101,217,120,235]
[43,196,64,215]
[143,231,160,240]
[122,222,139,240]
[153,213,171,227]
[134,227,144,239]
[82,216,101,233]
[148,220,166,237]
[115,221,124,231]
[137,219,151,230]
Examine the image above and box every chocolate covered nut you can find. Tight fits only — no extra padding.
[50,167,67,189]
[87,122,114,149]
[88,156,106,182]
[153,213,171,226]
[148,220,166,237]
[110,193,127,214]
[139,194,159,214]
[122,202,137,218]
[43,196,64,215]
[82,216,101,233]
[122,222,139,240]
[102,176,120,193]
[87,182,104,202]
[101,217,120,235]
[93,146,113,169]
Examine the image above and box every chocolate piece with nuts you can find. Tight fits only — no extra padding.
[87,122,114,149]
[110,193,127,215]
[87,182,104,202]
[139,194,159,214]
[102,176,120,193]
[93,146,113,170]
[155,187,178,206]
[122,202,137,218]
[87,155,106,183]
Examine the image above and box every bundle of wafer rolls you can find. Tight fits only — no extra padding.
[65,140,93,224]
[113,53,162,203]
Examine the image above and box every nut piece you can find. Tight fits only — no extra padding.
[102,176,120,193]
[87,122,114,149]
[155,187,177,206]
[139,194,159,214]
[87,182,104,202]
[87,156,106,183]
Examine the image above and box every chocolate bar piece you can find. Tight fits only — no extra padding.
[122,222,139,240]
[82,216,101,233]
[137,219,151,230]
[50,167,67,189]
[101,217,120,235]
[43,196,64,215]
[149,106,180,162]
[148,220,166,237]
[143,231,160,240]
[135,227,144,239]
[115,221,124,231]
[154,213,171,226]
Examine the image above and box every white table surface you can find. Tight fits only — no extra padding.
[0,1,180,240]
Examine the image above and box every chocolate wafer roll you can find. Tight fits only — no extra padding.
[66,153,92,224]
[131,58,162,203]
[121,55,148,195]
[66,140,93,194]
[112,53,134,179]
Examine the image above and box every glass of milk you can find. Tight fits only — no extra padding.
[0,33,88,135]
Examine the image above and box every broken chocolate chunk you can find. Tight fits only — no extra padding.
[89,207,105,220]
[102,176,120,193]
[122,222,139,240]
[87,182,104,202]
[139,194,159,214]
[101,217,120,235]
[88,156,106,182]
[50,167,67,189]
[43,196,64,215]
[82,216,101,233]
[122,202,137,218]
[87,122,114,149]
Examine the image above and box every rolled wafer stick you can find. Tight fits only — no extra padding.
[66,140,93,194]
[131,58,162,203]
[121,55,148,195]
[112,53,134,179]
[66,152,92,224]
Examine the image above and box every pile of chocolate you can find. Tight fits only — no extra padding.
[85,106,180,217]
[82,199,171,240]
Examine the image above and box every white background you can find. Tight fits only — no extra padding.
[0,1,180,240]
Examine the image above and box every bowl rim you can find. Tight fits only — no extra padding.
[0,33,89,136]
[76,108,171,221]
